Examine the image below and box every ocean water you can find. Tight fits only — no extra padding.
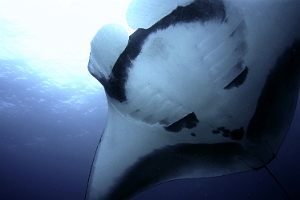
[1,1,299,200]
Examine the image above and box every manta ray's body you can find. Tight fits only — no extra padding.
[86,0,300,199]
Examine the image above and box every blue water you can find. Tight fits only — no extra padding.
[1,1,300,200]
[1,58,299,199]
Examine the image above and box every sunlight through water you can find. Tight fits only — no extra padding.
[0,0,134,90]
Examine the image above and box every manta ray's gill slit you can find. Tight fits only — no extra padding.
[164,112,199,132]
[159,105,193,127]
[123,82,195,126]
[212,45,248,89]
[206,44,248,89]
[224,66,249,89]
[126,85,159,112]
[202,18,246,65]
[142,100,174,125]
[229,20,247,38]
[208,26,248,89]
[197,2,243,55]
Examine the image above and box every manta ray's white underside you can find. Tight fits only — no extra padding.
[86,0,300,199]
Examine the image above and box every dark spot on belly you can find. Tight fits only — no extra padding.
[212,126,245,141]
[191,133,196,137]
[222,133,230,137]
[230,127,245,141]
[223,129,230,134]
[164,112,199,132]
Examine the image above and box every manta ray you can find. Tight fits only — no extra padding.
[85,0,300,199]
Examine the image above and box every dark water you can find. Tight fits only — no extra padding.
[1,54,299,200]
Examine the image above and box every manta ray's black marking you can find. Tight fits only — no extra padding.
[247,39,300,143]
[164,112,199,132]
[99,0,227,102]
[230,127,245,140]
[212,126,245,140]
[104,142,249,200]
[224,66,249,89]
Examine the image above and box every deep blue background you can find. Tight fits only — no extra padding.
[0,0,300,198]
[0,57,299,200]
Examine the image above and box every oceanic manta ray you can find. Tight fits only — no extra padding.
[85,0,300,199]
